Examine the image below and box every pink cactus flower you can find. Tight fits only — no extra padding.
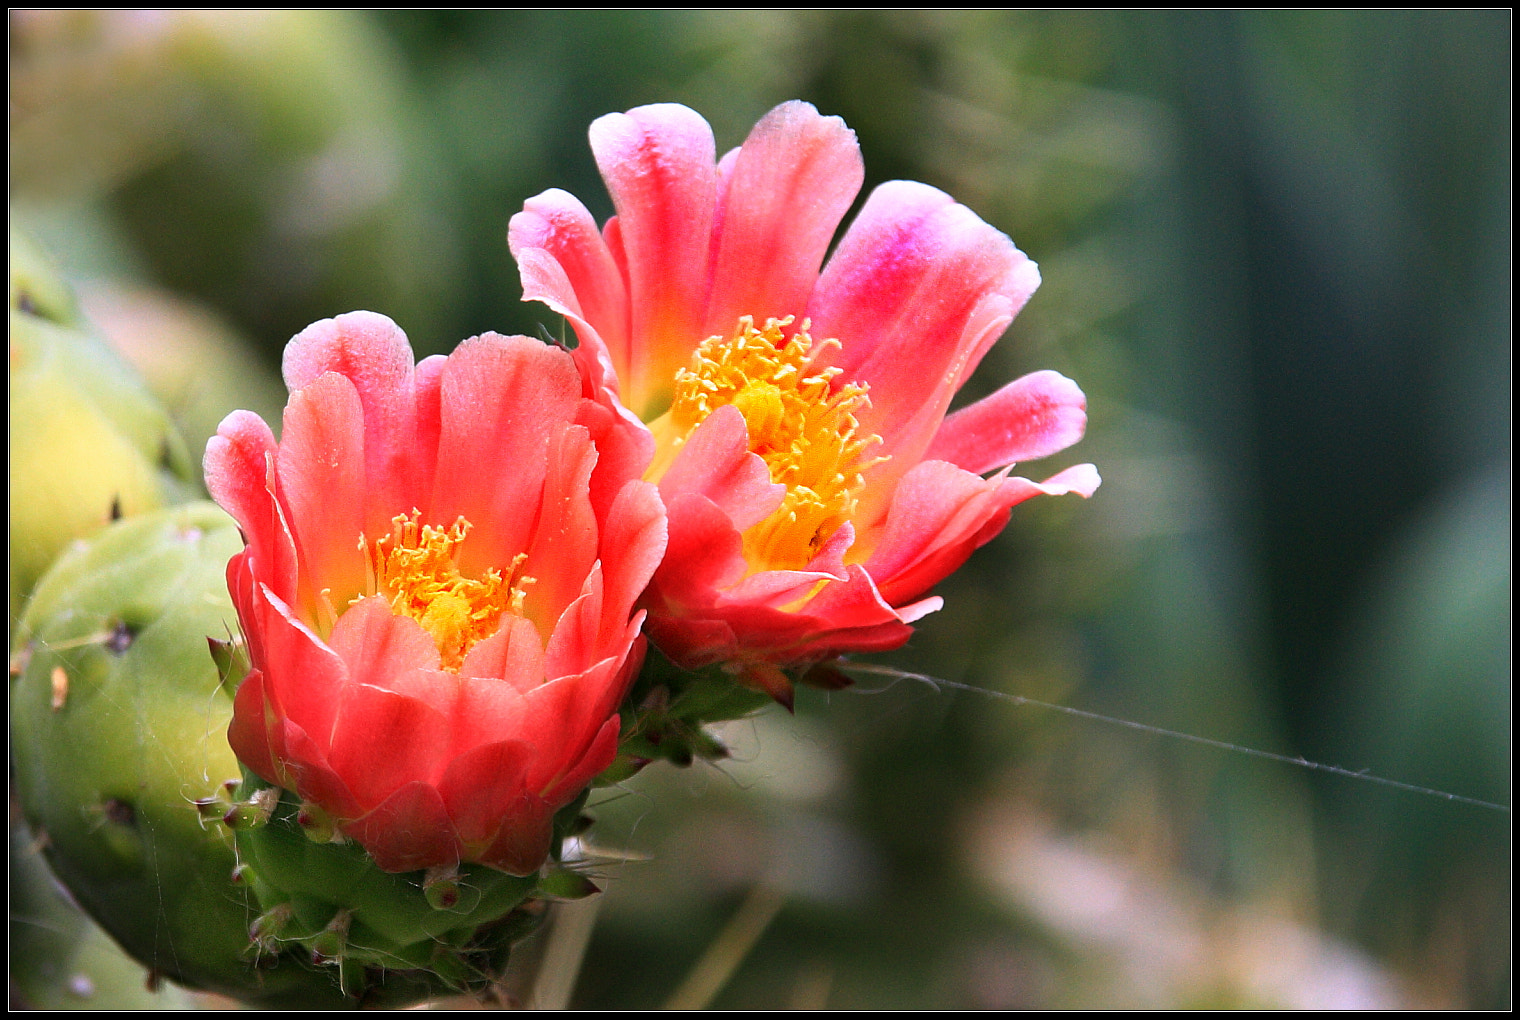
[205,312,665,874]
[510,101,1097,703]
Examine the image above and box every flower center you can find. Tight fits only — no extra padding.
[358,511,530,671]
[650,316,884,573]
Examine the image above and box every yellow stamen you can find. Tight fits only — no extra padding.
[357,511,531,671]
[650,317,885,573]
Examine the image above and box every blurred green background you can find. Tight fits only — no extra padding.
[10,10,1509,1009]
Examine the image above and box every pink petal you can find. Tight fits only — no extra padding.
[281,311,420,516]
[273,719,364,824]
[226,668,277,784]
[205,411,298,607]
[543,572,603,681]
[927,370,1089,474]
[716,521,856,612]
[430,333,581,574]
[437,740,535,847]
[703,101,864,337]
[865,460,1097,608]
[510,189,631,392]
[1024,462,1102,499]
[596,479,667,651]
[457,615,546,696]
[539,713,621,806]
[589,104,717,415]
[808,181,1040,469]
[412,353,446,501]
[343,782,461,873]
[861,460,1012,605]
[653,491,752,601]
[247,582,346,748]
[524,423,600,632]
[657,404,783,532]
[575,396,655,522]
[478,795,555,877]
[446,672,531,758]
[326,595,451,700]
[326,683,452,805]
[515,661,625,791]
[275,372,368,609]
[703,566,909,663]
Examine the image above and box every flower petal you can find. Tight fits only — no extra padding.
[596,479,667,652]
[524,422,600,632]
[326,683,452,805]
[205,410,298,606]
[927,370,1089,474]
[344,782,461,873]
[657,404,783,532]
[430,333,581,575]
[247,582,347,748]
[477,795,554,877]
[282,311,420,519]
[437,740,535,848]
[457,615,546,696]
[704,101,863,337]
[510,189,631,403]
[865,459,1098,608]
[326,595,447,694]
[808,181,1040,468]
[589,104,717,415]
[276,371,368,609]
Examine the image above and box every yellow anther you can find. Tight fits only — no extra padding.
[650,317,886,573]
[356,510,529,671]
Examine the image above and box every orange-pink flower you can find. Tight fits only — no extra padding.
[510,101,1097,701]
[205,312,665,874]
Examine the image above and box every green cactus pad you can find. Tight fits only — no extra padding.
[9,503,354,1007]
[8,307,195,618]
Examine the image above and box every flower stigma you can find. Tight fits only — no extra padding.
[648,316,885,573]
[358,510,531,671]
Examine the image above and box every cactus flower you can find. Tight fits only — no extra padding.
[205,312,665,874]
[510,101,1098,700]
